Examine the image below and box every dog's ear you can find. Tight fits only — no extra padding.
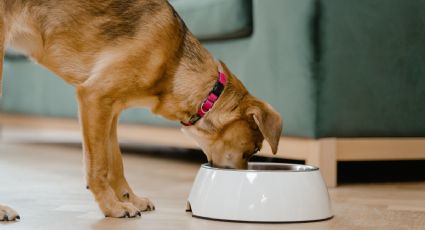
[246,100,282,154]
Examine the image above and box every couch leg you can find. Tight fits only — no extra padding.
[306,138,337,187]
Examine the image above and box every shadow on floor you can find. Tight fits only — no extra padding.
[337,160,425,184]
[28,142,425,184]
[122,144,425,184]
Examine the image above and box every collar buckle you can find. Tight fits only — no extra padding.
[181,62,227,126]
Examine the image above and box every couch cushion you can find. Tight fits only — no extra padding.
[170,0,252,41]
[318,0,425,137]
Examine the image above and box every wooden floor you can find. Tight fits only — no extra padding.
[0,141,424,230]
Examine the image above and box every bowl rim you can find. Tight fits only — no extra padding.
[201,162,319,172]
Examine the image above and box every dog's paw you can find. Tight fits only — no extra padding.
[129,196,155,212]
[0,205,20,221]
[102,201,141,218]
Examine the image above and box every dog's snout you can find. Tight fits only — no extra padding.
[209,161,234,169]
[223,166,234,169]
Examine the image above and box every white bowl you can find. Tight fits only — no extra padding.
[187,163,333,223]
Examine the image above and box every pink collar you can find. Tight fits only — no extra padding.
[181,64,228,126]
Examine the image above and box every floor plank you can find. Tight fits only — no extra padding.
[0,142,424,230]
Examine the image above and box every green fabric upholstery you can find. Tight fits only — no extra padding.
[318,0,425,137]
[204,0,316,137]
[169,0,252,40]
[3,0,423,138]
[1,60,176,127]
[2,61,76,117]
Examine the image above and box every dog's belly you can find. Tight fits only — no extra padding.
[6,23,91,85]
[4,9,97,85]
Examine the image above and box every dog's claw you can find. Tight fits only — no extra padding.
[119,211,141,218]
[147,204,155,211]
[15,215,20,220]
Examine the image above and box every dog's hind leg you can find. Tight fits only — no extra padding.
[0,9,4,97]
[0,6,19,222]
[76,84,140,218]
[107,115,155,212]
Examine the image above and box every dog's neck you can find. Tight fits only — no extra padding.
[154,50,220,125]
[172,55,221,125]
[150,32,217,121]
[151,32,247,130]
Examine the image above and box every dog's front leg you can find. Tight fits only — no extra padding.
[76,86,140,218]
[0,205,19,221]
[108,115,155,212]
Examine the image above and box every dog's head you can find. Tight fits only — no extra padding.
[182,63,282,169]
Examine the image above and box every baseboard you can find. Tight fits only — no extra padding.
[1,113,425,187]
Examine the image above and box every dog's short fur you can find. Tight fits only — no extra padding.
[0,0,282,219]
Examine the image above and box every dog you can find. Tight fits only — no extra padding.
[0,0,282,220]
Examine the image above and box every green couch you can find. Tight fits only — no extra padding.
[318,0,425,137]
[2,0,425,139]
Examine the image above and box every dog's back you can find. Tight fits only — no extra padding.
[0,0,190,90]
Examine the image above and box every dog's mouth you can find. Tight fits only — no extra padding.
[208,161,247,170]
[209,161,233,169]
[222,166,235,169]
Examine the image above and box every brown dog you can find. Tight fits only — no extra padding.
[0,0,282,220]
